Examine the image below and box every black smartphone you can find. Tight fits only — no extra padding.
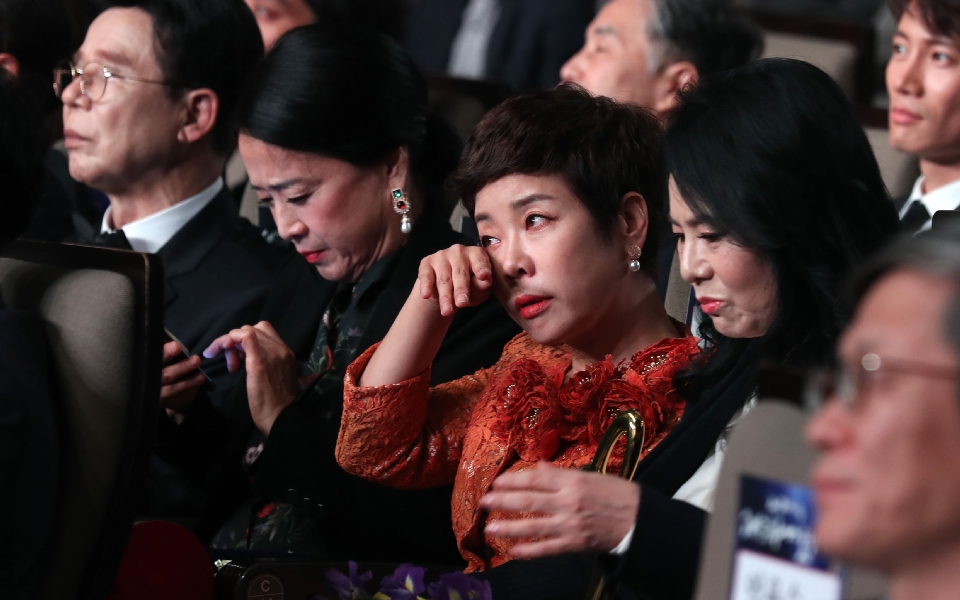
[163,328,212,383]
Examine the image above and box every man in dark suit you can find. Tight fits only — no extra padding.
[807,228,960,600]
[403,0,594,91]
[59,0,287,516]
[887,0,960,232]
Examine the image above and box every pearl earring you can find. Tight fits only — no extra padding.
[392,188,412,234]
[628,245,642,272]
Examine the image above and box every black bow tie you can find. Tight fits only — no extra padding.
[901,200,931,233]
[93,230,133,250]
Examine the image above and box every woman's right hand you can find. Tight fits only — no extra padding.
[417,244,494,317]
[358,244,495,388]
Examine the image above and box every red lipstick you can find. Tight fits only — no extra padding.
[698,297,724,315]
[299,250,326,264]
[514,295,552,319]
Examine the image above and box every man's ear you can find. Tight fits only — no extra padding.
[621,191,649,250]
[177,88,219,145]
[384,146,411,192]
[653,61,698,115]
[0,53,20,78]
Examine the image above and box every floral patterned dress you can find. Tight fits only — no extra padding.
[336,328,700,572]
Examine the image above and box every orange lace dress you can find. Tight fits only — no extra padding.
[337,331,700,572]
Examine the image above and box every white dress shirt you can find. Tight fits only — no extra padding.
[901,175,960,232]
[100,178,224,254]
[447,0,501,80]
[671,395,757,512]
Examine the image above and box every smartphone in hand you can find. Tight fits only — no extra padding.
[164,328,213,383]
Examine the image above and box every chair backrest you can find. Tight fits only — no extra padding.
[693,395,887,600]
[0,241,163,600]
[425,74,514,142]
[762,31,858,98]
[933,210,960,230]
[753,10,875,105]
[664,250,693,324]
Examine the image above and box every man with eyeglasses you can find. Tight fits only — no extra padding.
[806,226,960,600]
[59,0,288,522]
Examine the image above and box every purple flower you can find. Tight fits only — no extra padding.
[380,564,426,600]
[326,561,374,600]
[426,572,492,600]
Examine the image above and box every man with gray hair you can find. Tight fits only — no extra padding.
[806,225,960,600]
[561,0,762,115]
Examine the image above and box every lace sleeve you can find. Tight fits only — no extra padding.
[336,342,490,489]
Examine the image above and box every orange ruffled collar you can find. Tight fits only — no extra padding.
[491,335,701,463]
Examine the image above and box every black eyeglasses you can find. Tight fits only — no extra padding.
[53,60,168,103]
[805,352,958,412]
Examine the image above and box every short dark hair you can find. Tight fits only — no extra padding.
[114,0,264,156]
[0,73,43,249]
[851,226,960,358]
[238,23,462,209]
[648,0,764,76]
[450,84,665,277]
[665,58,900,398]
[889,0,960,39]
[0,0,80,119]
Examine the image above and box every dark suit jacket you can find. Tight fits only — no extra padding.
[80,188,288,518]
[0,305,58,600]
[161,208,521,563]
[23,149,108,243]
[158,188,288,398]
[614,353,756,600]
[893,194,908,213]
[404,0,593,91]
[79,187,287,404]
[478,350,756,600]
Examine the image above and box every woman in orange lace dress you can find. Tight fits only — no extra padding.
[336,86,700,571]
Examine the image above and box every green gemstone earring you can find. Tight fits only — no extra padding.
[392,188,412,234]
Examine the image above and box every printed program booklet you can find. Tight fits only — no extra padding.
[729,475,843,600]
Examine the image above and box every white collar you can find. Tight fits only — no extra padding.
[902,175,960,232]
[101,178,224,254]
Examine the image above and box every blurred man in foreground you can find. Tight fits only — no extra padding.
[808,227,960,600]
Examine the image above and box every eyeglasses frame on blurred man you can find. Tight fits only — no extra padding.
[805,353,959,412]
[52,60,170,103]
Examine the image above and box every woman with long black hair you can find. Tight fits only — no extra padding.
[162,23,519,564]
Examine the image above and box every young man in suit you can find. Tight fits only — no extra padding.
[807,228,960,600]
[888,0,960,232]
[59,0,287,517]
[403,0,594,92]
